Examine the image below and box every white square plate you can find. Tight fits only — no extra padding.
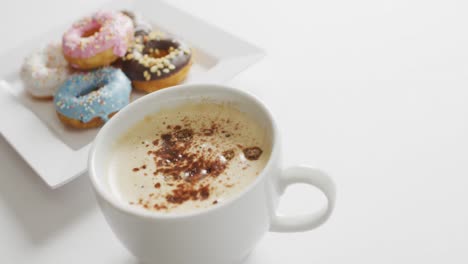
[0,0,264,188]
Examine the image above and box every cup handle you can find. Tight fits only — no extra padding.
[270,166,336,232]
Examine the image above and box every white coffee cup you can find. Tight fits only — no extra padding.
[88,84,336,264]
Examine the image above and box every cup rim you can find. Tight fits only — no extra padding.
[88,83,279,219]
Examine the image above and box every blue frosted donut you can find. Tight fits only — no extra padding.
[54,67,131,128]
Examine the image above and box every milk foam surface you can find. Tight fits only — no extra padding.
[108,102,270,213]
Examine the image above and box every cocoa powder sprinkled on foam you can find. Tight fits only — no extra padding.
[152,128,221,182]
[165,183,211,204]
[222,149,235,160]
[130,121,264,210]
[112,103,269,213]
[153,204,168,210]
[134,124,234,208]
[174,128,193,141]
[203,129,214,136]
[243,147,263,160]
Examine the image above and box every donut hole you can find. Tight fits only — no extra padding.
[149,49,169,59]
[81,24,102,38]
[76,85,104,97]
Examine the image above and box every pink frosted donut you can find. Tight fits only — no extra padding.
[62,11,134,70]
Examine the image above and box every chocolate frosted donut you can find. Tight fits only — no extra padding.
[121,31,192,93]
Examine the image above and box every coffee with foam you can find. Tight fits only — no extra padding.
[107,102,271,213]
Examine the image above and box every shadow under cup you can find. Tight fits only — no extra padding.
[89,84,279,264]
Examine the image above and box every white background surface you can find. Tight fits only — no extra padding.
[1,0,468,263]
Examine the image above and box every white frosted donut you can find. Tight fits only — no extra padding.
[20,43,70,98]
